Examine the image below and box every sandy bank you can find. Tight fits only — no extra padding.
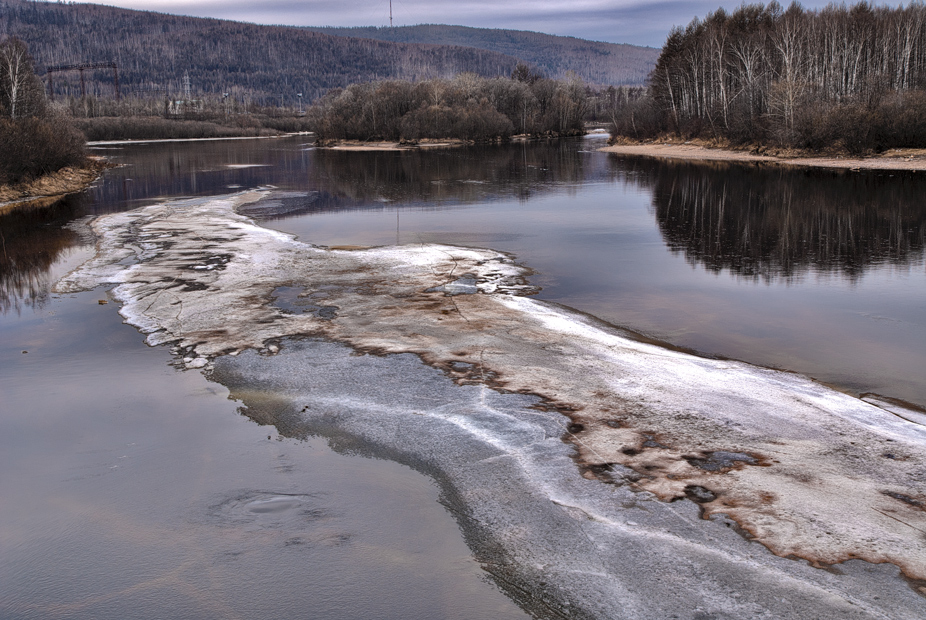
[600,141,926,172]
[0,158,110,215]
[318,138,467,151]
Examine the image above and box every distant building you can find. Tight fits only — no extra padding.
[167,99,204,115]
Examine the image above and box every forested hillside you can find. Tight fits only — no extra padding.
[0,0,520,103]
[0,0,655,106]
[305,25,659,86]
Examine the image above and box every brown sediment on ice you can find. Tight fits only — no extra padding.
[600,141,926,172]
[0,158,111,214]
[56,191,926,582]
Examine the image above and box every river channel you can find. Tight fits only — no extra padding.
[2,134,924,619]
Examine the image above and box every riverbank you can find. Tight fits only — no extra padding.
[0,158,112,215]
[317,138,468,151]
[600,138,926,171]
[74,114,312,143]
[317,133,585,151]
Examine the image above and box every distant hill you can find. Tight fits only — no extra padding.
[0,2,657,105]
[305,25,659,86]
[0,0,520,103]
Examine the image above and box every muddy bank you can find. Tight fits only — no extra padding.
[0,158,110,215]
[316,135,550,150]
[316,138,467,151]
[56,191,926,618]
[600,140,926,172]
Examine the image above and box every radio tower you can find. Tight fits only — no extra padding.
[389,0,393,27]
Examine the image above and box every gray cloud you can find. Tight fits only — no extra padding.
[82,0,854,47]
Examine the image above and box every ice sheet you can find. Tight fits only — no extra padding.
[57,191,926,616]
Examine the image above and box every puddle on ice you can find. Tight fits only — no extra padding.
[271,286,339,319]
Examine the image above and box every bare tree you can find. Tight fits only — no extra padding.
[0,36,44,119]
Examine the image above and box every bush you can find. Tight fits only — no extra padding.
[451,104,514,141]
[0,114,86,184]
[0,37,86,185]
[871,91,926,150]
[790,91,926,154]
[71,116,282,142]
[399,103,513,141]
[400,105,456,141]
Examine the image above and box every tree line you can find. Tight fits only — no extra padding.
[0,36,85,185]
[310,67,588,142]
[611,1,926,153]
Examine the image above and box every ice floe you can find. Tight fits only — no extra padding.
[56,191,926,617]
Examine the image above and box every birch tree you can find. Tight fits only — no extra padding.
[0,36,43,119]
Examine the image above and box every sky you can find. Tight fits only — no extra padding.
[73,1,849,47]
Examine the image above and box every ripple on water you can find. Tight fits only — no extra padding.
[210,491,330,528]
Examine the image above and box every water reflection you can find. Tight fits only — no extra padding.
[86,138,317,211]
[613,158,926,282]
[2,137,611,314]
[84,137,612,220]
[0,194,85,314]
[4,138,926,314]
[303,139,610,209]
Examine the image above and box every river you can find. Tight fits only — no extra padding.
[2,134,924,619]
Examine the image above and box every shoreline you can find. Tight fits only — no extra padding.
[86,132,313,146]
[0,158,111,215]
[317,138,469,151]
[316,134,568,151]
[600,141,926,172]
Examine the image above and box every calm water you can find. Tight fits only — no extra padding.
[2,134,925,618]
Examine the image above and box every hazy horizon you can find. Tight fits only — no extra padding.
[55,0,859,47]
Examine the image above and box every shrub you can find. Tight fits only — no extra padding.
[71,116,281,142]
[0,114,86,184]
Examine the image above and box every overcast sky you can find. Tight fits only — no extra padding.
[75,1,853,47]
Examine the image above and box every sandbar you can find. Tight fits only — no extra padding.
[600,141,926,172]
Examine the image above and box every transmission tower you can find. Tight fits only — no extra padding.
[45,62,120,100]
[390,0,393,27]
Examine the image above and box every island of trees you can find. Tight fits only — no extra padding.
[309,67,589,143]
[610,1,926,153]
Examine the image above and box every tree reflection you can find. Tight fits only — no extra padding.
[302,140,602,209]
[0,194,84,314]
[612,157,926,282]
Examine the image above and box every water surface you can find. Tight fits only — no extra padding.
[2,134,925,618]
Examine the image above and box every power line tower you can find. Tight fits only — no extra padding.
[182,72,191,99]
[45,62,120,100]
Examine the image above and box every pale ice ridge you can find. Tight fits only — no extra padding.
[501,295,926,443]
